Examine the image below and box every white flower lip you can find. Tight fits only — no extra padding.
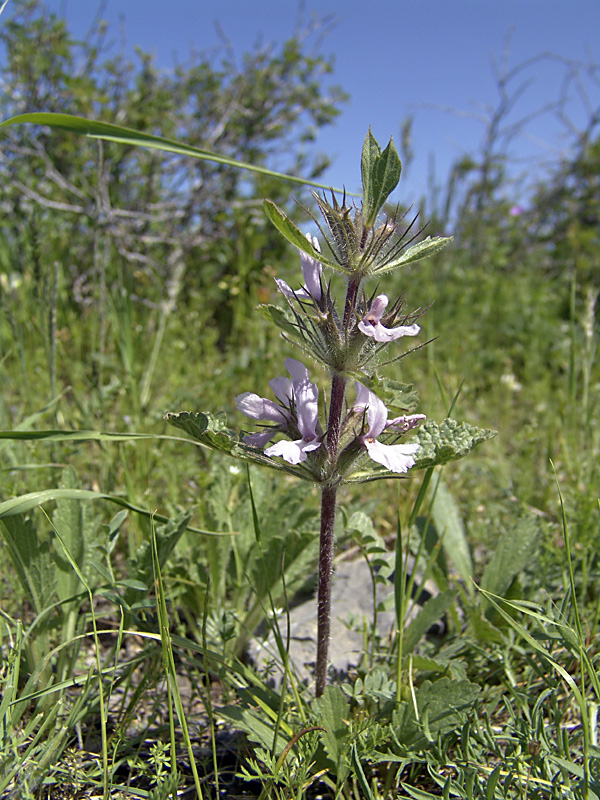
[358,294,420,343]
[353,382,424,474]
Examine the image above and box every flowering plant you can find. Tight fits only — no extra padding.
[167,130,494,695]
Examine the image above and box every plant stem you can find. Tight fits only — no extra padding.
[315,276,361,696]
[315,482,337,697]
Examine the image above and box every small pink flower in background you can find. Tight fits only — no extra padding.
[353,383,424,473]
[275,234,323,302]
[236,358,322,464]
[358,294,420,343]
[509,204,524,217]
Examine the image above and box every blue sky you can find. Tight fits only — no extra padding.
[40,1,600,205]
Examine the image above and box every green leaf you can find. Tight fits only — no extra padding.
[402,589,457,655]
[219,704,288,753]
[123,511,192,608]
[399,785,444,800]
[344,418,496,483]
[164,410,315,481]
[345,510,385,555]
[361,129,402,227]
[165,410,239,452]
[373,235,453,275]
[473,590,588,708]
[409,654,466,679]
[351,743,376,800]
[0,488,112,518]
[262,200,343,272]
[0,113,342,192]
[0,394,66,454]
[467,608,506,645]
[392,676,480,750]
[52,467,97,601]
[486,765,503,800]
[0,429,159,443]
[256,303,305,341]
[480,515,540,604]
[314,685,351,776]
[0,488,218,535]
[414,419,496,469]
[361,128,381,217]
[0,516,55,615]
[366,376,420,412]
[431,480,473,587]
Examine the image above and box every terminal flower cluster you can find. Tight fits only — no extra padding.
[237,234,426,479]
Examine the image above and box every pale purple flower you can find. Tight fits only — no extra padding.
[275,234,323,302]
[509,204,524,217]
[358,295,420,342]
[243,428,283,449]
[353,383,424,473]
[236,358,322,465]
[235,396,286,447]
[236,393,289,425]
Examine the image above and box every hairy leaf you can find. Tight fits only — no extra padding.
[123,511,192,608]
[314,685,351,777]
[218,704,288,753]
[164,410,315,481]
[0,516,55,615]
[481,515,540,609]
[345,418,496,483]
[415,419,496,468]
[361,129,402,227]
[367,376,420,412]
[263,199,343,272]
[431,480,473,587]
[373,235,453,275]
[256,303,307,344]
[52,467,100,602]
[402,589,458,655]
[392,676,480,749]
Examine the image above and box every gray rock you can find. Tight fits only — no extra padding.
[248,555,440,688]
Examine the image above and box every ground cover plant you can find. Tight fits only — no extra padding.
[0,4,600,799]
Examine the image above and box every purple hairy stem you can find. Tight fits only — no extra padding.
[315,275,361,697]
[315,482,337,697]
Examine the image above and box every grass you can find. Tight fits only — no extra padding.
[0,153,599,799]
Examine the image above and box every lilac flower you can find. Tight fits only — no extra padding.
[236,358,322,465]
[236,393,289,425]
[358,295,420,342]
[353,383,424,473]
[265,379,321,465]
[235,392,289,448]
[275,234,323,302]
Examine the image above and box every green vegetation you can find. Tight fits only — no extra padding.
[0,3,599,798]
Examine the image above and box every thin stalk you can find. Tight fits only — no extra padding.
[315,276,361,697]
[315,482,338,697]
[48,260,58,417]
